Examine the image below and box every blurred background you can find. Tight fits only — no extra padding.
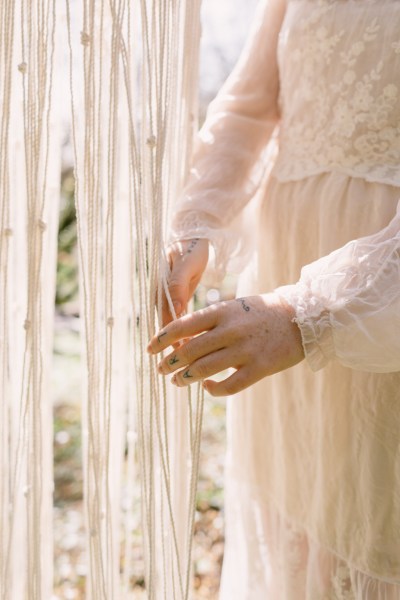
[53,1,258,598]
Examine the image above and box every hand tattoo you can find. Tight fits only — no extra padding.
[169,355,179,366]
[236,297,250,312]
[183,369,193,379]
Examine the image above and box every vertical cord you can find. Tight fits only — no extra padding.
[0,0,59,597]
[20,1,57,597]
[68,0,203,597]
[0,0,17,595]
[4,0,204,595]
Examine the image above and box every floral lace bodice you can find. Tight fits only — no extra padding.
[274,0,400,184]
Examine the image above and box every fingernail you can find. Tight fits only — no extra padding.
[172,301,182,315]
[202,381,208,391]
[157,362,163,374]
[171,375,177,385]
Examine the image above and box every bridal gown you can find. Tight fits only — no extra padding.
[170,1,400,597]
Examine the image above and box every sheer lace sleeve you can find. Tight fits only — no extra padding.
[277,201,400,373]
[169,0,286,276]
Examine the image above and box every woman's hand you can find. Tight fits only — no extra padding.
[148,293,305,396]
[161,238,209,326]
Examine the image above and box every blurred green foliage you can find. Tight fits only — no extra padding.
[56,171,78,308]
[53,404,83,505]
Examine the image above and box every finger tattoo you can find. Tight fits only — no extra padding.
[169,355,179,366]
[157,331,167,343]
[183,369,193,379]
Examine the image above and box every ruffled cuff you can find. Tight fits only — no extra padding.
[275,284,335,372]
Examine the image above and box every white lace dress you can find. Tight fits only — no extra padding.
[170,1,400,598]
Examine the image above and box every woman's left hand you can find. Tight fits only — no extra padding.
[147,293,305,397]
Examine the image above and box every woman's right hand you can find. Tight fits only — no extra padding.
[161,238,209,326]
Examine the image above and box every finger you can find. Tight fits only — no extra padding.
[147,305,220,354]
[161,278,188,327]
[203,367,252,397]
[163,254,201,321]
[160,239,208,326]
[157,332,225,375]
[170,349,231,387]
[161,271,203,327]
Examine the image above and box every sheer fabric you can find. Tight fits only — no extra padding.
[169,0,284,274]
[220,481,400,600]
[222,174,400,598]
[277,200,400,373]
[170,0,400,597]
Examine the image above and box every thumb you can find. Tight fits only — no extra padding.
[162,277,189,325]
[167,252,199,313]
[168,280,187,316]
[162,239,207,325]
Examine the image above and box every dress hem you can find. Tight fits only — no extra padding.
[226,473,400,586]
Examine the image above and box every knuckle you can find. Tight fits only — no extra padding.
[222,382,234,395]
[160,360,171,374]
[180,341,196,364]
[171,321,183,337]
[195,361,208,379]
[178,349,189,367]
[208,385,224,398]
[223,379,241,396]
[198,306,211,318]
[165,320,177,334]
[168,279,184,290]
[167,280,187,297]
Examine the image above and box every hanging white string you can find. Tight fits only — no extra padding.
[1,0,203,596]
[0,0,61,598]
[67,0,203,597]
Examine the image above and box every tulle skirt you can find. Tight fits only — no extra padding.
[219,171,400,599]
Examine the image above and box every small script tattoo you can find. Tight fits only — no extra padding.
[169,355,179,366]
[157,331,167,343]
[236,297,250,312]
[183,369,193,379]
[186,238,200,254]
